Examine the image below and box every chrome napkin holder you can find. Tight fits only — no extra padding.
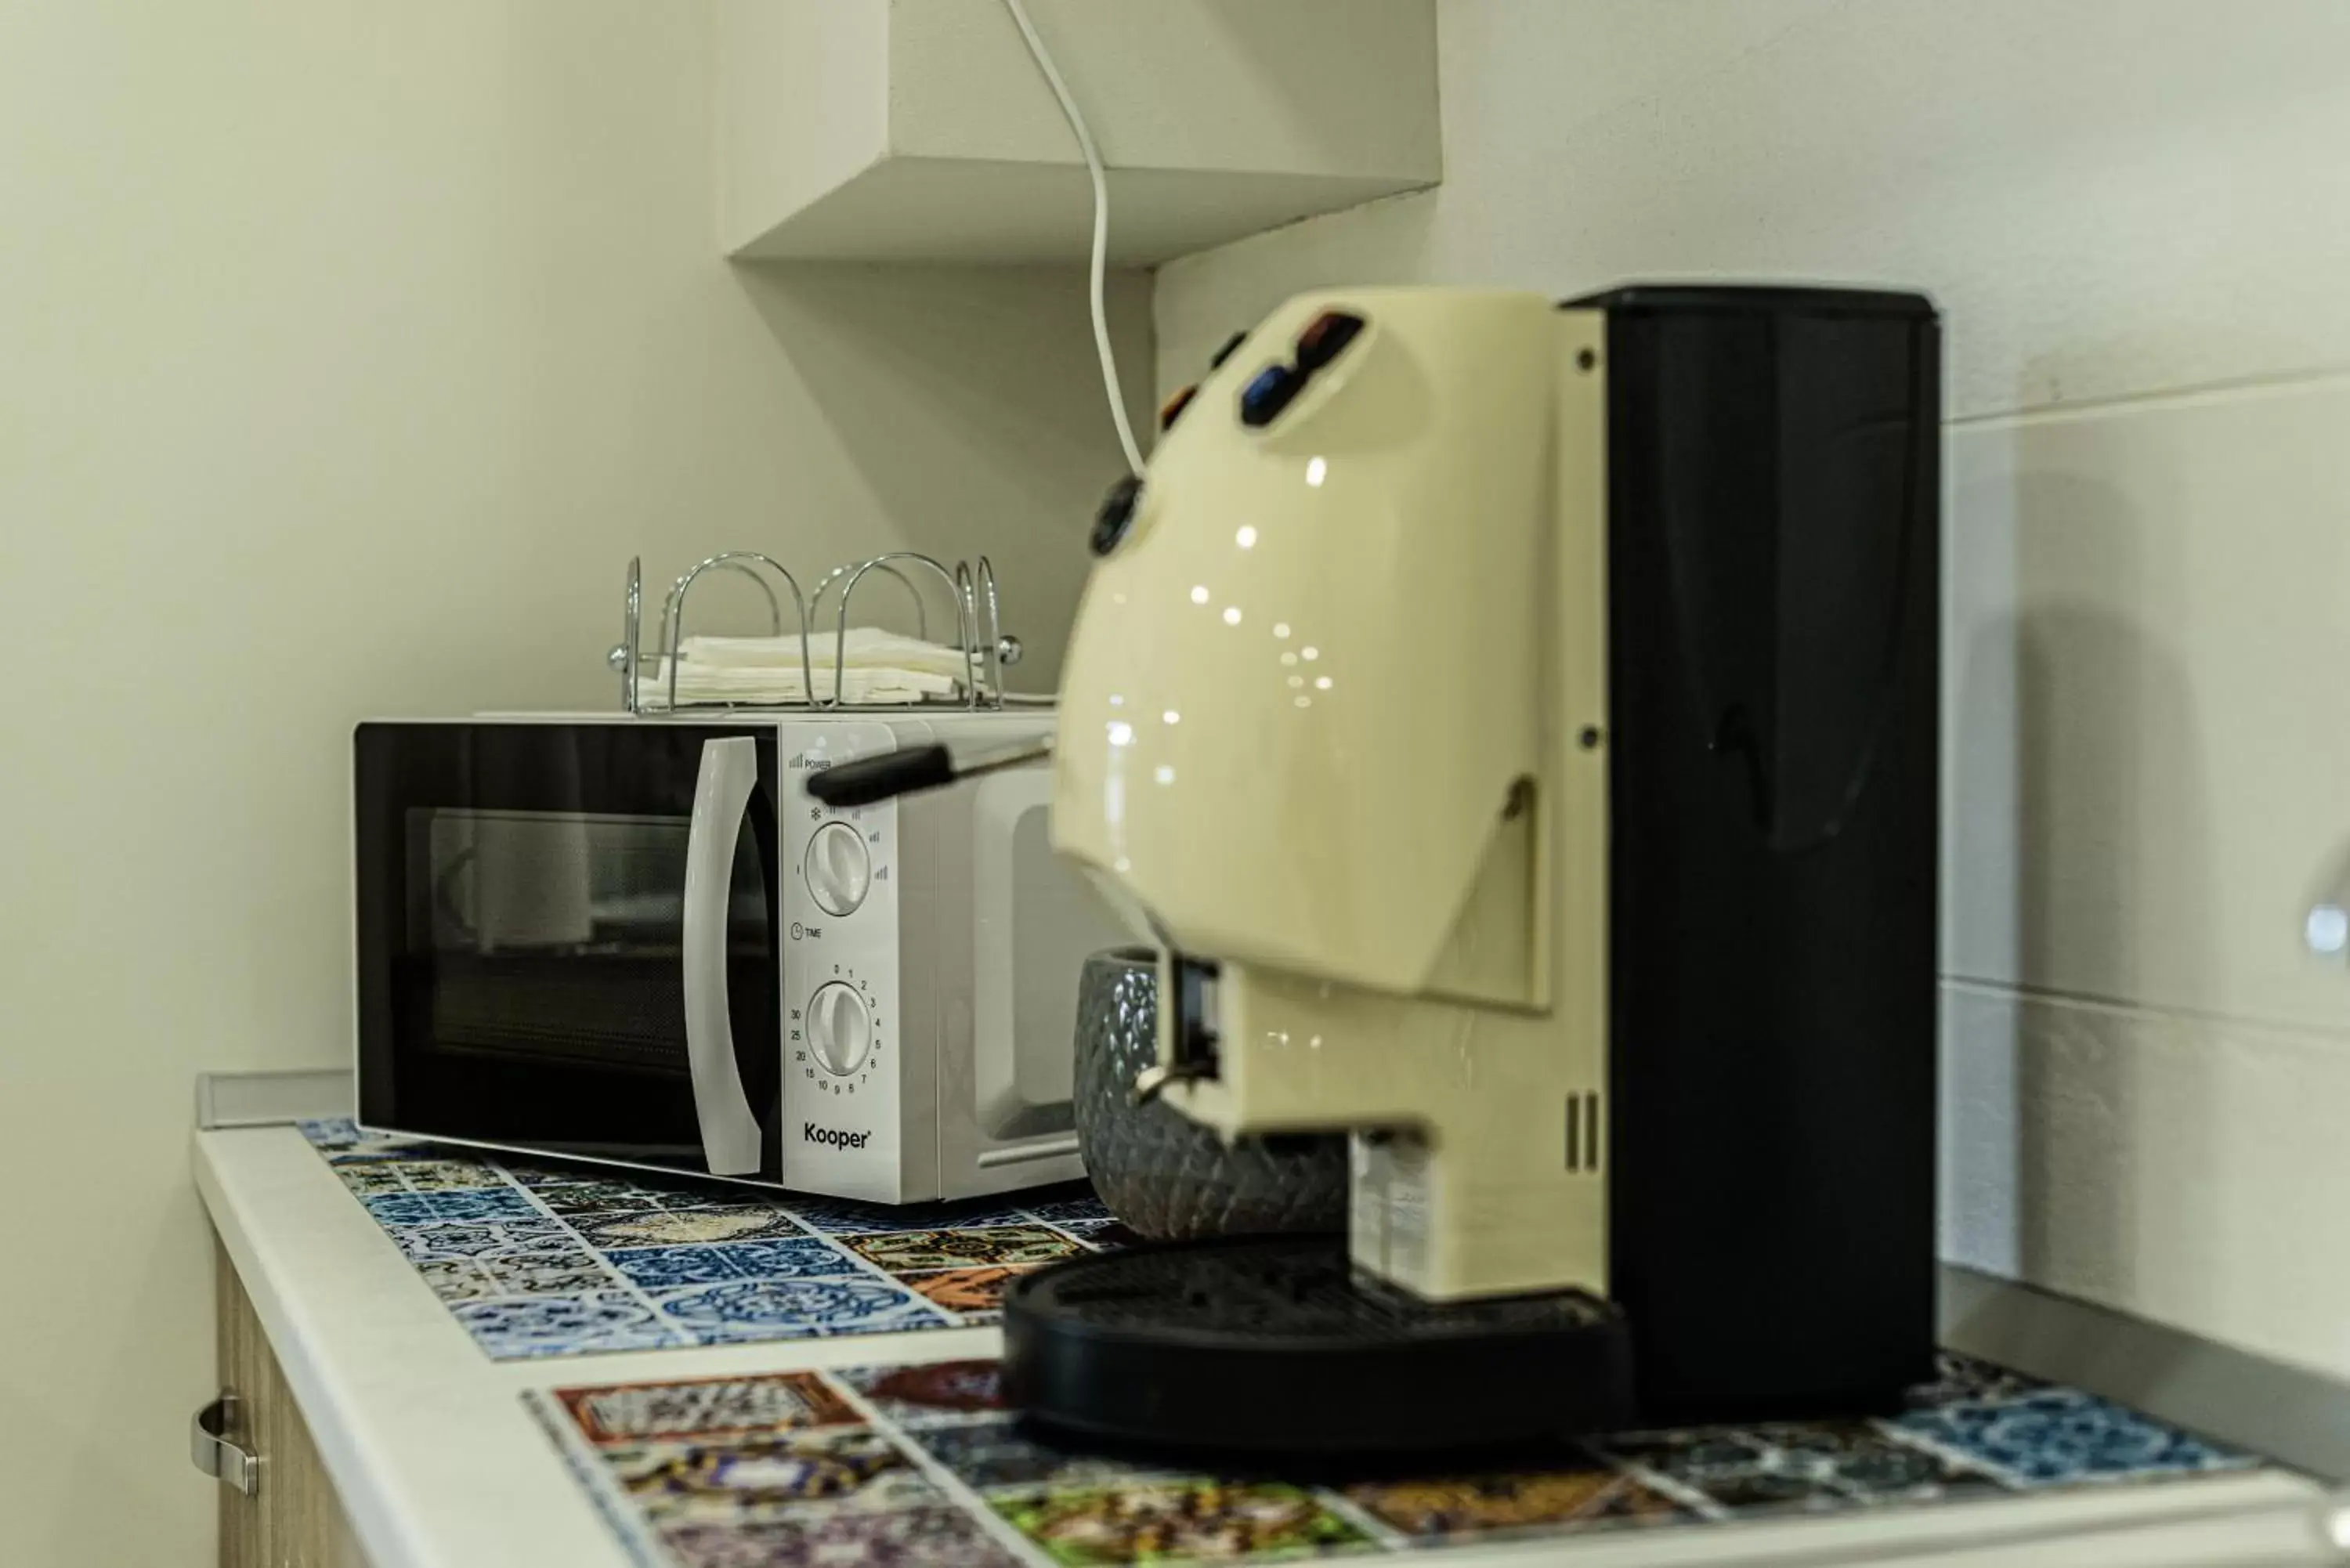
[609,551,1023,715]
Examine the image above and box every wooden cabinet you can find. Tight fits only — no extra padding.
[210,1239,371,1568]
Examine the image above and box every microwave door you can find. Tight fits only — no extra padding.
[354,722,782,1178]
[683,736,765,1175]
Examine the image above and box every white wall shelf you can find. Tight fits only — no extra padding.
[718,0,1440,265]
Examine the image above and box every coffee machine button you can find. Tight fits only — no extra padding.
[1293,310,1365,371]
[1159,383,1199,431]
[1238,363,1305,427]
[807,981,873,1076]
[804,821,871,916]
[1091,475,1145,556]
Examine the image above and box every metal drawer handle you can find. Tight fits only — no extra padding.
[192,1390,259,1497]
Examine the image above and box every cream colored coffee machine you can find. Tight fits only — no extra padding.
[1058,289,1614,1310]
[820,284,1941,1455]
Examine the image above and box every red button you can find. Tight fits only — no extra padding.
[1294,311,1365,371]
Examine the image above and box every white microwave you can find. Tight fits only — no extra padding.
[351,711,1133,1202]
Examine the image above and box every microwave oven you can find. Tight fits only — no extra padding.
[350,711,1134,1202]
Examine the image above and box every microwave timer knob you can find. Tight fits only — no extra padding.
[806,982,873,1076]
[804,821,872,916]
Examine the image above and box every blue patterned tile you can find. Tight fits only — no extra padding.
[363,1188,540,1226]
[392,1219,577,1261]
[1893,1389,2256,1486]
[308,1120,447,1163]
[336,1159,508,1197]
[605,1238,862,1291]
[419,1253,615,1303]
[298,1117,362,1147]
[532,1179,743,1217]
[313,1133,1112,1357]
[655,1278,947,1341]
[454,1292,685,1360]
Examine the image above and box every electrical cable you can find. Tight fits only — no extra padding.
[999,0,1145,476]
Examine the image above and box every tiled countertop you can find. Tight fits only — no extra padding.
[296,1118,1130,1359]
[195,1125,2337,1568]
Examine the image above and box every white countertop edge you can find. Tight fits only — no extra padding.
[195,1124,1001,1568]
[196,1125,2333,1568]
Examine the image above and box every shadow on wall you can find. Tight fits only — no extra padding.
[1151,191,1437,392]
[728,262,1151,687]
[1947,451,2215,1309]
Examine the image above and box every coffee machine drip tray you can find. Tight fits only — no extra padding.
[1001,1236,1634,1460]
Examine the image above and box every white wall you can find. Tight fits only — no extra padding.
[0,2,1143,1561]
[1156,2,2350,1378]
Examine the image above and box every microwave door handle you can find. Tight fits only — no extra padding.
[682,736,765,1176]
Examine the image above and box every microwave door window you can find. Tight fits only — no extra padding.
[395,806,774,1168]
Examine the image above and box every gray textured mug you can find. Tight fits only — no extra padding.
[1072,946,1347,1241]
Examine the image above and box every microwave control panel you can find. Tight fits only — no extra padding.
[776,721,904,1201]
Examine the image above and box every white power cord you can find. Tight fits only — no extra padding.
[999,0,1145,477]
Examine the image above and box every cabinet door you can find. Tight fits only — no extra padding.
[212,1237,369,1568]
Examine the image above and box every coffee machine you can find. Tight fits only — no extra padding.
[818,284,1940,1456]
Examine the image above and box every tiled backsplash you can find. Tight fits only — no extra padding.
[529,1352,2271,1567]
[302,1121,1133,1360]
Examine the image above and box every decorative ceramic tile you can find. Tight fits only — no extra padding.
[418,1254,613,1304]
[900,1266,1032,1314]
[1019,1196,1114,1227]
[534,1355,2287,1568]
[1345,1464,1693,1538]
[1893,1388,2258,1487]
[571,1207,807,1250]
[902,1417,1168,1495]
[609,1427,941,1524]
[335,1160,508,1197]
[657,1508,1024,1568]
[454,1293,687,1359]
[844,1225,1084,1274]
[654,1279,945,1342]
[305,1126,1127,1360]
[531,1180,743,1217]
[604,1239,859,1291]
[334,1164,421,1197]
[391,1219,577,1262]
[298,1117,364,1147]
[1907,1350,2049,1411]
[558,1373,859,1447]
[989,1479,1372,1565]
[1601,1422,2006,1513]
[783,1198,1041,1237]
[1051,1217,1147,1251]
[492,1159,598,1187]
[833,1360,1005,1426]
[306,1119,445,1163]
[362,1188,542,1226]
[323,1136,446,1165]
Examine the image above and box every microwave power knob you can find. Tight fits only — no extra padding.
[807,982,873,1076]
[804,821,871,916]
